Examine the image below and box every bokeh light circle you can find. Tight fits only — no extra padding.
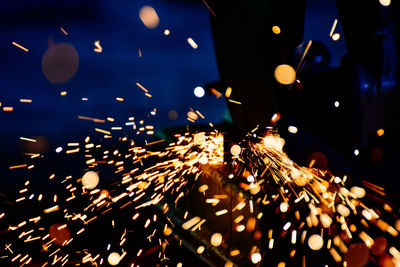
[81,171,99,190]
[139,6,159,29]
[274,64,296,85]
[107,252,121,265]
[42,43,79,84]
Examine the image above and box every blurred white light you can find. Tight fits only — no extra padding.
[334,101,340,108]
[107,252,120,266]
[251,252,262,264]
[379,0,391,6]
[288,126,298,134]
[56,147,63,153]
[81,171,99,190]
[194,86,205,98]
[354,149,360,156]
[247,175,255,183]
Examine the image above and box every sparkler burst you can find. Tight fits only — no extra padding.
[2,125,400,266]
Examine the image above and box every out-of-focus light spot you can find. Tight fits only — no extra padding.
[251,252,262,264]
[377,129,384,136]
[197,246,205,254]
[280,202,288,213]
[177,263,183,267]
[164,29,170,35]
[332,33,340,41]
[334,101,340,108]
[49,223,71,246]
[194,86,205,98]
[194,133,206,144]
[168,110,178,120]
[288,126,298,134]
[199,156,208,165]
[272,25,281,34]
[274,64,296,85]
[187,111,198,120]
[187,38,198,49]
[230,144,241,156]
[308,234,324,250]
[42,43,79,84]
[139,6,159,29]
[247,175,255,183]
[350,186,366,198]
[55,147,62,153]
[228,174,234,179]
[163,227,172,236]
[81,171,99,190]
[107,252,120,266]
[379,0,391,6]
[271,113,281,124]
[60,91,67,96]
[225,262,234,267]
[236,225,245,232]
[211,233,223,246]
[354,149,360,156]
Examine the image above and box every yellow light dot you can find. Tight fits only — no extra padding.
[274,64,296,85]
[211,233,223,246]
[272,25,281,34]
[197,246,205,254]
[164,29,170,35]
[107,252,120,266]
[308,234,324,250]
[81,171,99,190]
[332,33,340,41]
[377,129,384,136]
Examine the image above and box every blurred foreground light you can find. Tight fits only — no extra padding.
[194,133,206,144]
[274,64,296,85]
[251,252,262,264]
[334,101,340,108]
[139,6,159,29]
[168,110,178,120]
[187,111,198,120]
[187,38,198,49]
[211,233,223,246]
[107,252,120,266]
[194,86,205,98]
[288,126,298,134]
[199,156,208,165]
[247,175,255,183]
[42,43,79,84]
[55,147,62,153]
[164,29,170,35]
[280,202,288,213]
[230,144,241,156]
[82,171,99,190]
[354,149,360,156]
[379,0,391,6]
[308,234,324,250]
[377,129,384,136]
[272,25,281,34]
[197,246,205,254]
[350,186,366,198]
[332,33,340,41]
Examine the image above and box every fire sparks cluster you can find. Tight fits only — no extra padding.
[2,127,400,266]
